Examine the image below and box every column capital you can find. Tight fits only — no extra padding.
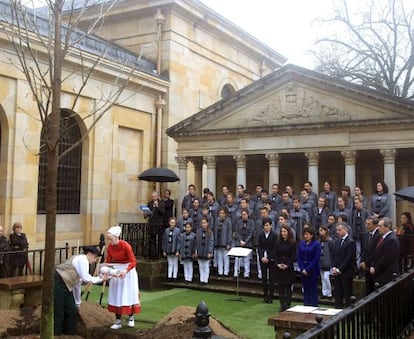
[233,154,247,168]
[380,149,397,164]
[154,95,166,109]
[203,156,216,168]
[190,158,204,168]
[175,156,188,169]
[341,150,357,165]
[265,153,280,167]
[305,152,319,166]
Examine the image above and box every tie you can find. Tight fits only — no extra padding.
[340,238,345,247]
[376,236,384,248]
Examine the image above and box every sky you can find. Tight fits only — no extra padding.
[199,0,335,68]
[27,0,335,68]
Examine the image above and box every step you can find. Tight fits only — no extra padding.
[161,279,336,306]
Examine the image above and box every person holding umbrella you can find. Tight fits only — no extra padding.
[145,191,166,258]
[105,225,141,329]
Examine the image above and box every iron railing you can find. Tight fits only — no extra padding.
[294,269,414,339]
[0,243,99,277]
[120,222,150,258]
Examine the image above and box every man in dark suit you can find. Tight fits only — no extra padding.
[332,222,356,308]
[145,191,166,258]
[163,189,175,224]
[369,218,400,287]
[360,217,381,295]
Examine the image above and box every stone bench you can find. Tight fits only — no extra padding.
[0,275,43,309]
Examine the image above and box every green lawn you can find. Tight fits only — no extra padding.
[86,286,282,339]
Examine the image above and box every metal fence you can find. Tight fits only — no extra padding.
[0,243,99,277]
[294,269,414,339]
[120,222,152,258]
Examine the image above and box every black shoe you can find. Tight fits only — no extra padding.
[167,278,173,282]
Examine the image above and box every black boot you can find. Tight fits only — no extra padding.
[285,286,292,310]
[268,288,274,304]
[263,288,269,303]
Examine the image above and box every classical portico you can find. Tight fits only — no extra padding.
[167,65,414,222]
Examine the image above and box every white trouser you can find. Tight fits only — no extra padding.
[167,255,179,278]
[215,248,229,275]
[182,260,193,282]
[355,239,362,268]
[320,270,332,297]
[233,252,251,278]
[198,259,210,283]
[256,250,262,279]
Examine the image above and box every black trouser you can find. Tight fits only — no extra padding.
[54,273,78,335]
[334,275,353,308]
[260,262,274,301]
[278,284,292,311]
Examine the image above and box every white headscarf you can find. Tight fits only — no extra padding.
[107,225,122,237]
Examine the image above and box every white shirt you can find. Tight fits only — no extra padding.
[72,254,102,305]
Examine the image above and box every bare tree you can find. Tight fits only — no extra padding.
[0,0,150,336]
[312,0,414,99]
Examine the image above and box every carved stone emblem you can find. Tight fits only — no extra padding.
[242,86,350,125]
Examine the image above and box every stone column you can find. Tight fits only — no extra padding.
[176,157,188,202]
[398,161,409,214]
[380,149,397,223]
[305,152,319,192]
[341,150,357,191]
[265,153,280,190]
[191,158,204,195]
[204,156,217,196]
[233,155,247,188]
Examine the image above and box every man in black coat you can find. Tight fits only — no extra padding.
[369,218,400,287]
[146,191,166,258]
[331,222,356,308]
[360,217,381,295]
[163,189,175,224]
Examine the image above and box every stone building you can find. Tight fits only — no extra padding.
[0,0,285,247]
[167,64,414,221]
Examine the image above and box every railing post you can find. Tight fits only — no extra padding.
[65,242,69,259]
[315,315,323,328]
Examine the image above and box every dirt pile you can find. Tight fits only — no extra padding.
[0,303,240,338]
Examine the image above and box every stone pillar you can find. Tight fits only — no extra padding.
[204,156,217,196]
[233,155,247,188]
[341,150,357,191]
[176,157,188,201]
[265,153,280,190]
[398,162,409,214]
[191,158,204,196]
[305,152,319,192]
[380,149,397,224]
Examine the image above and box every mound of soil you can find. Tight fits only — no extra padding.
[0,303,240,338]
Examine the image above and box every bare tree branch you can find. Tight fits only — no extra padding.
[312,0,414,98]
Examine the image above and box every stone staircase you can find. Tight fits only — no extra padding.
[159,259,363,306]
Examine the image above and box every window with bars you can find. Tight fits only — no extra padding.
[37,110,82,214]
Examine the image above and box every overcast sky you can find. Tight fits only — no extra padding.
[199,0,335,68]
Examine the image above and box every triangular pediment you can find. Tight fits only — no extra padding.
[202,85,401,130]
[167,65,414,137]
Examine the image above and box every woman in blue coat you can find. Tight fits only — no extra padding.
[297,227,321,307]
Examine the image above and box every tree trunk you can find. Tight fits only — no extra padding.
[40,1,63,337]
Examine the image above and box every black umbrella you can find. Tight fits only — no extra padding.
[394,186,414,203]
[138,167,180,183]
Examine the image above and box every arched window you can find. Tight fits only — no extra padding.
[37,110,82,214]
[220,83,236,100]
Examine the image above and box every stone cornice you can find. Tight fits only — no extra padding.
[167,116,414,138]
[166,65,414,138]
